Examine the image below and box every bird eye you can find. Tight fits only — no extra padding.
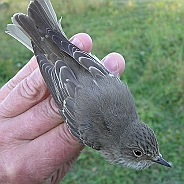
[133,150,143,157]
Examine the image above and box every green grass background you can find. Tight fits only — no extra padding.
[0,0,183,183]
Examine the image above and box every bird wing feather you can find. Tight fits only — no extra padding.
[6,0,112,143]
[32,42,82,139]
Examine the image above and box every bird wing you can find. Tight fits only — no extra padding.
[32,42,82,139]
[6,0,112,141]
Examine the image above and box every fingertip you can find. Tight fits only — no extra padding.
[70,33,93,53]
[101,52,125,77]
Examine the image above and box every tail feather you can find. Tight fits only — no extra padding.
[6,13,33,51]
[6,0,67,52]
[14,14,45,51]
[36,0,67,37]
[6,24,32,52]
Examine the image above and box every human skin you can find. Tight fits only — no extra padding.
[0,33,125,184]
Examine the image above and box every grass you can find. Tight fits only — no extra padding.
[0,0,184,183]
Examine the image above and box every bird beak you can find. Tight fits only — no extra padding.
[152,154,171,167]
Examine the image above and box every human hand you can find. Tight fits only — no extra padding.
[0,33,125,184]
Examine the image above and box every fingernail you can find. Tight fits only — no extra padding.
[101,56,119,76]
[71,37,84,50]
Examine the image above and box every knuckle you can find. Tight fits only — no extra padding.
[6,77,18,91]
[18,69,48,101]
[2,157,29,183]
[40,96,61,121]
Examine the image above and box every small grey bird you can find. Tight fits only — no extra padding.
[6,0,171,170]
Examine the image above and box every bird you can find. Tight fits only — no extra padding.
[6,0,171,170]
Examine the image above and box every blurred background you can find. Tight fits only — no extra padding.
[0,0,183,183]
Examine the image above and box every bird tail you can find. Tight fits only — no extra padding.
[6,0,67,52]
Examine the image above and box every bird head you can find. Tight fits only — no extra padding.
[99,119,171,170]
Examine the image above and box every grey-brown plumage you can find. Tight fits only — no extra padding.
[6,0,171,169]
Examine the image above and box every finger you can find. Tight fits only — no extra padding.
[69,33,93,53]
[24,123,84,181]
[1,96,62,139]
[0,67,49,118]
[0,56,38,102]
[5,123,84,183]
[101,52,125,77]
